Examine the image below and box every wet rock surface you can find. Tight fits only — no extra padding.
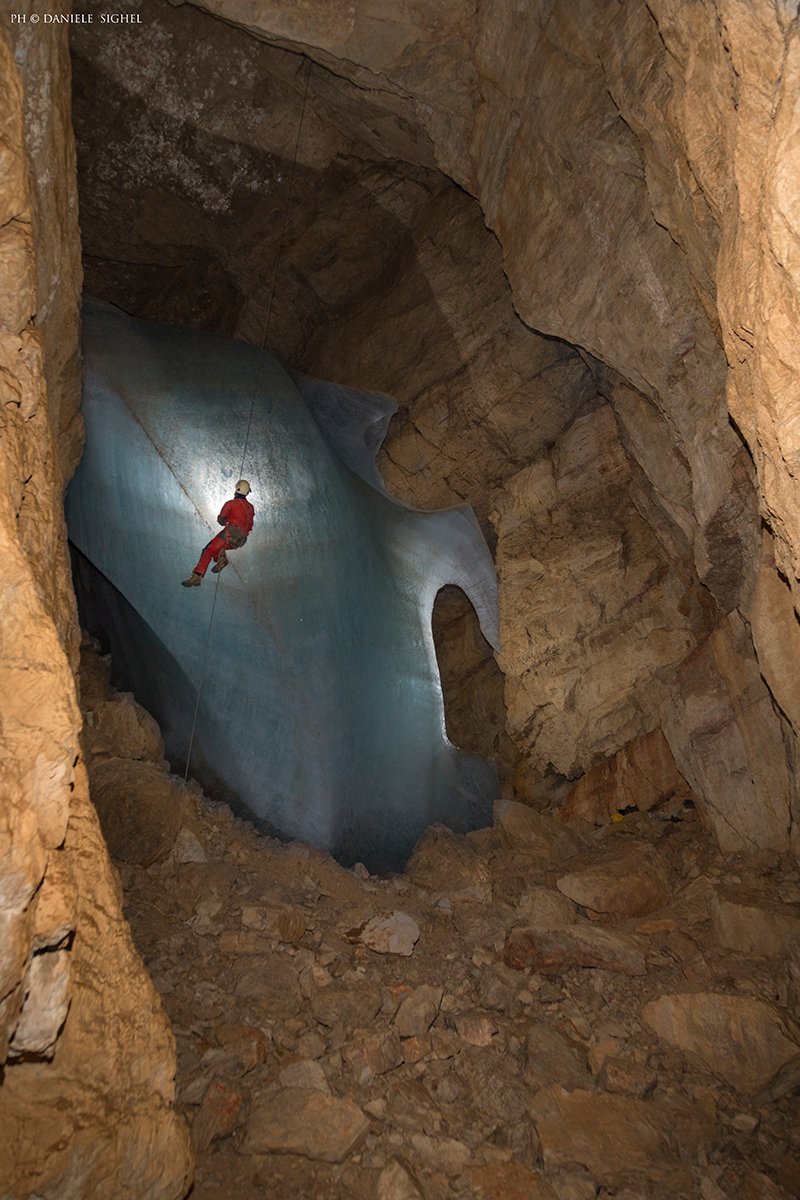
[79,647,800,1200]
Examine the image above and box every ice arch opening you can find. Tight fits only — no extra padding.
[67,300,499,871]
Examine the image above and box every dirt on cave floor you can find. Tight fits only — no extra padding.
[79,640,800,1200]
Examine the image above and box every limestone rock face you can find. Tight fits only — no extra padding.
[662,613,792,854]
[494,404,699,780]
[560,729,693,826]
[0,16,191,1200]
[141,0,800,856]
[186,0,757,612]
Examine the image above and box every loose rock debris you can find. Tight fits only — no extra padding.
[79,644,800,1199]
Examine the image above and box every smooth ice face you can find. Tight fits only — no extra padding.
[68,300,499,871]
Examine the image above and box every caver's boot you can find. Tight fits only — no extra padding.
[181,571,202,587]
[211,549,229,574]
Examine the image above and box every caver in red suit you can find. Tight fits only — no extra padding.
[181,480,255,587]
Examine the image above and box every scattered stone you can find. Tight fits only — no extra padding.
[234,959,303,1019]
[406,824,491,899]
[642,992,800,1093]
[523,1021,592,1092]
[386,1080,442,1134]
[344,1028,403,1083]
[516,887,576,930]
[597,1056,656,1099]
[402,1033,432,1063]
[394,984,443,1037]
[454,1010,497,1046]
[311,981,382,1028]
[278,1058,330,1092]
[556,844,670,917]
[504,922,647,976]
[191,1078,247,1152]
[245,1087,370,1162]
[172,827,207,864]
[466,1162,559,1199]
[355,912,420,956]
[212,1023,268,1071]
[377,1158,424,1200]
[494,799,584,863]
[295,1029,327,1060]
[409,1133,470,1172]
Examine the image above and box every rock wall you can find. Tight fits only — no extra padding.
[70,0,798,850]
[0,12,191,1198]
[177,0,798,851]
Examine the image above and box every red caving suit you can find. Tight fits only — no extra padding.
[194,494,255,576]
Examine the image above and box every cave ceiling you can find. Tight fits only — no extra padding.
[70,0,471,363]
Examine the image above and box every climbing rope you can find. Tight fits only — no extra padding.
[182,570,222,782]
[183,56,312,783]
[238,56,313,480]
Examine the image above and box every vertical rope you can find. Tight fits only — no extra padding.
[183,570,222,781]
[183,56,312,784]
[238,56,312,480]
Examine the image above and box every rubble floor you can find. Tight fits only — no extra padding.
[83,647,800,1200]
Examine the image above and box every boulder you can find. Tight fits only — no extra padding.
[642,992,800,1093]
[505,922,648,976]
[465,1163,558,1200]
[556,843,671,918]
[84,694,165,763]
[356,911,420,956]
[494,799,584,863]
[530,1086,710,1191]
[310,981,382,1029]
[711,893,800,960]
[516,887,577,930]
[406,824,491,899]
[378,1159,424,1200]
[87,757,182,867]
[523,1021,593,1092]
[394,984,443,1038]
[278,1059,329,1093]
[245,1087,369,1162]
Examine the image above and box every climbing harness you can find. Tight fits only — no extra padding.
[183,57,312,783]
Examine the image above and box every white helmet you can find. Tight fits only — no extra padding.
[236,479,251,495]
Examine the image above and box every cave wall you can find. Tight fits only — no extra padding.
[70,2,715,812]
[68,0,799,852]
[173,0,799,851]
[0,11,191,1198]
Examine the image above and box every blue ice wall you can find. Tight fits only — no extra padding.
[68,300,499,871]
